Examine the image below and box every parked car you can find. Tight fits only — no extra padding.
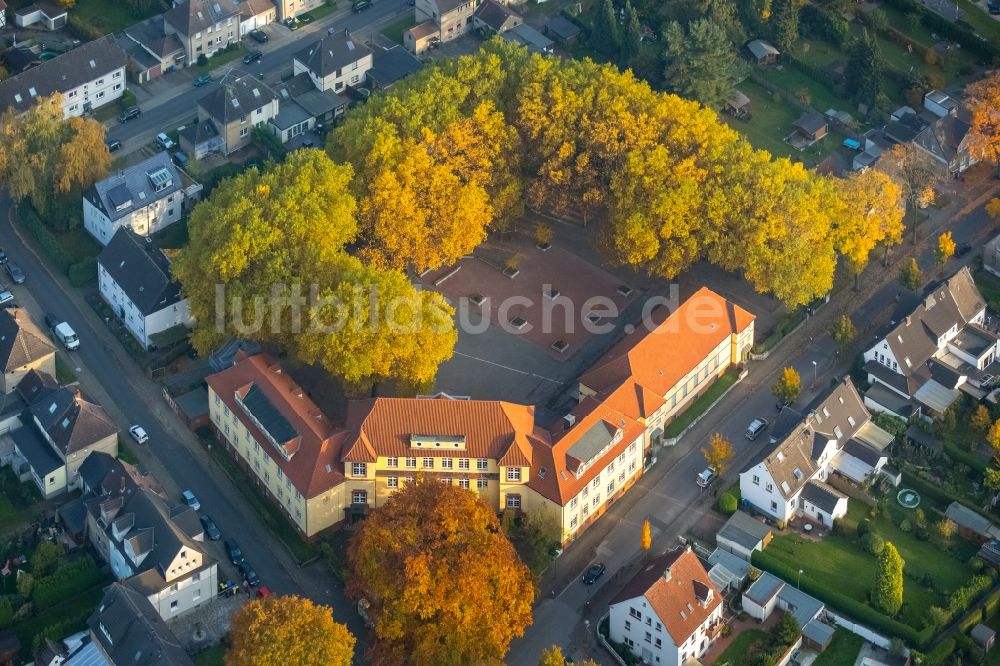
[6,263,24,285]
[156,133,174,150]
[256,586,272,598]
[249,29,268,43]
[239,561,260,586]
[44,313,61,330]
[696,466,717,488]
[53,322,79,350]
[200,515,221,540]
[224,540,244,566]
[0,291,15,307]
[181,489,201,511]
[106,139,122,153]
[173,152,189,169]
[128,425,149,444]
[193,74,212,87]
[582,562,606,585]
[745,417,769,441]
[352,0,372,11]
[0,248,7,265]
[119,106,140,123]
[243,50,263,64]
[956,243,973,258]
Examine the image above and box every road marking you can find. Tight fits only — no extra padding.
[452,351,564,384]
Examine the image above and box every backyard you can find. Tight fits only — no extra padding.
[71,0,159,36]
[382,15,414,45]
[760,500,979,631]
[0,468,43,538]
[812,629,865,665]
[711,628,765,665]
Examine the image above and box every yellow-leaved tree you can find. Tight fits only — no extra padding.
[348,478,534,665]
[226,595,355,666]
[832,169,905,286]
[965,72,1000,178]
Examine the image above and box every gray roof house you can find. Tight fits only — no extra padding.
[501,23,554,54]
[192,73,281,155]
[863,267,995,417]
[746,39,780,64]
[14,1,67,30]
[270,72,349,143]
[89,584,194,665]
[83,152,197,245]
[945,501,1000,542]
[913,106,977,175]
[743,571,825,628]
[0,307,56,395]
[293,30,374,94]
[97,229,193,350]
[716,510,773,560]
[367,45,424,90]
[474,0,522,34]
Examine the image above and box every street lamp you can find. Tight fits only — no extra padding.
[811,360,818,384]
[798,569,804,589]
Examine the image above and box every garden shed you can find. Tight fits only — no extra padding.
[746,39,780,64]
[972,623,996,652]
[726,91,751,117]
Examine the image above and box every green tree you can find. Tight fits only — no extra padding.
[899,257,923,290]
[844,30,885,110]
[0,597,12,628]
[30,540,63,577]
[16,572,34,597]
[664,18,746,110]
[925,605,950,630]
[622,2,643,65]
[226,595,355,666]
[591,0,621,56]
[872,542,904,615]
[772,366,802,404]
[831,314,856,348]
[772,0,802,52]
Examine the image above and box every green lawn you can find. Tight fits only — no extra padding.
[764,501,976,629]
[663,368,739,438]
[382,15,415,44]
[757,64,846,118]
[0,494,29,538]
[55,354,77,384]
[300,1,338,21]
[52,227,102,264]
[194,644,226,666]
[956,0,1000,45]
[812,629,864,666]
[712,629,765,665]
[193,45,247,76]
[72,0,156,36]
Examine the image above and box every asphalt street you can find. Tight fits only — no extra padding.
[105,0,410,152]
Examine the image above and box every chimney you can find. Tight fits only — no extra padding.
[12,310,17,321]
[563,414,576,429]
[905,315,911,326]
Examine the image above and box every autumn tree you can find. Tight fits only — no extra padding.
[539,646,599,666]
[935,518,956,545]
[226,595,355,666]
[832,169,904,282]
[703,433,735,475]
[592,0,621,56]
[899,257,924,290]
[173,150,456,388]
[664,18,746,110]
[972,405,992,434]
[0,93,111,214]
[348,479,534,665]
[641,519,652,552]
[881,143,940,243]
[987,197,1000,224]
[988,418,1000,454]
[534,223,554,247]
[831,314,856,348]
[872,542,904,615]
[773,367,802,404]
[936,231,956,266]
[965,72,1000,178]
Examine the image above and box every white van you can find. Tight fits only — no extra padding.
[53,322,80,350]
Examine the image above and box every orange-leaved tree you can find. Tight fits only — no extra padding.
[226,595,355,666]
[966,72,1000,178]
[348,478,534,665]
[702,433,734,476]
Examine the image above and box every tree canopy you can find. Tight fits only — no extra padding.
[966,72,1000,177]
[226,595,355,666]
[664,18,745,111]
[872,542,904,615]
[348,478,534,665]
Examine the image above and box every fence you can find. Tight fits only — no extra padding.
[826,609,894,650]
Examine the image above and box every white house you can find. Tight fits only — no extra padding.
[14,0,67,30]
[98,228,193,350]
[292,30,374,94]
[84,152,198,245]
[0,36,127,118]
[608,546,724,666]
[740,379,892,526]
[863,267,997,418]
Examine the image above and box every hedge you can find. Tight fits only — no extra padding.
[67,258,96,287]
[901,471,986,516]
[16,202,72,274]
[925,638,956,665]
[881,0,998,59]
[752,549,926,645]
[32,557,103,611]
[984,586,1000,619]
[943,442,989,475]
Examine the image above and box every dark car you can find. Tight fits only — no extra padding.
[6,263,25,285]
[352,0,372,12]
[249,29,269,43]
[239,561,260,586]
[118,106,140,123]
[0,248,7,265]
[200,515,221,540]
[193,74,212,87]
[243,50,263,65]
[224,540,244,566]
[44,313,61,330]
[582,562,606,585]
[956,243,973,258]
[106,139,121,153]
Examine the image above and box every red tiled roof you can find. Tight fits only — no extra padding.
[610,547,722,646]
[206,354,344,499]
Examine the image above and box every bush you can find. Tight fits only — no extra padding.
[0,597,12,628]
[863,533,885,555]
[924,638,956,665]
[197,54,208,66]
[857,519,872,539]
[899,519,912,533]
[68,259,97,287]
[969,556,985,573]
[16,202,72,273]
[716,493,738,515]
[32,556,103,611]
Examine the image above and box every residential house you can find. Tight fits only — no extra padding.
[743,572,832,650]
[924,89,958,118]
[404,21,439,55]
[89,583,195,664]
[0,308,55,395]
[986,232,1000,278]
[473,0,522,33]
[0,36,127,117]
[122,18,187,83]
[163,0,242,65]
[238,0,275,35]
[413,0,480,47]
[14,1,67,30]
[84,152,199,245]
[543,15,581,44]
[9,370,118,498]
[715,510,773,561]
[863,267,995,418]
[608,546,724,666]
[945,501,1000,544]
[292,30,374,94]
[270,72,348,143]
[883,108,926,145]
[793,111,828,142]
[275,0,326,21]
[98,229,193,350]
[913,106,977,175]
[0,1,6,29]
[5,47,40,75]
[85,485,217,621]
[740,378,893,525]
[366,45,424,91]
[746,39,780,64]
[500,23,554,54]
[187,73,280,156]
